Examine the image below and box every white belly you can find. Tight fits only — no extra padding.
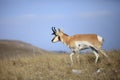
[75,41,93,50]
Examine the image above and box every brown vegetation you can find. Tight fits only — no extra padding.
[0,40,120,80]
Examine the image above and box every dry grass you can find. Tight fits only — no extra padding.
[0,50,120,80]
[0,40,120,80]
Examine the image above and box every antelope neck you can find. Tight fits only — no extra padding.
[60,34,69,46]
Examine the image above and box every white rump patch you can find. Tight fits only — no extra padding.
[97,35,103,43]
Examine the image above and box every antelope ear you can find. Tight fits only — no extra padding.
[58,28,63,33]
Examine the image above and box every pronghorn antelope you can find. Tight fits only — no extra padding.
[51,27,108,64]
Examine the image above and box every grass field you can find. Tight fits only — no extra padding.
[0,40,120,80]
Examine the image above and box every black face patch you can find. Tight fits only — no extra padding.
[51,37,55,42]
[51,35,61,43]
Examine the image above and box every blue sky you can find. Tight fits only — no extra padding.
[0,0,120,51]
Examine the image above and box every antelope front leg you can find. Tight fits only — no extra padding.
[76,51,80,63]
[70,52,75,65]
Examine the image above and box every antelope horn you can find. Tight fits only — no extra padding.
[51,27,57,35]
[52,27,55,32]
[53,27,56,32]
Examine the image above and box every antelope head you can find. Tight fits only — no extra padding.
[51,27,64,43]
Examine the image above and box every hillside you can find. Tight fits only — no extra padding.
[0,40,49,59]
[0,40,120,80]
